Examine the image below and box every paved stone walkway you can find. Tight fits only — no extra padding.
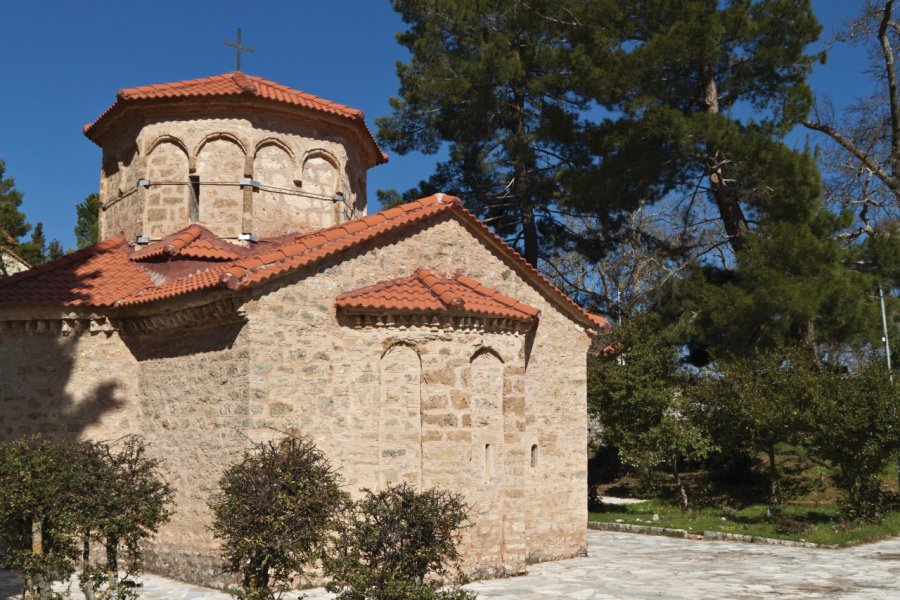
[2,531,900,599]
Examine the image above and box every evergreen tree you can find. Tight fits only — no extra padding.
[570,0,823,254]
[378,0,596,266]
[0,159,31,243]
[0,159,32,274]
[46,240,65,262]
[18,222,47,267]
[74,193,100,249]
[19,223,67,266]
[654,145,879,363]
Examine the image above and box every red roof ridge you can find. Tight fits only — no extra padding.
[0,235,127,290]
[131,224,209,261]
[85,73,384,165]
[412,268,463,309]
[230,71,258,94]
[219,194,458,290]
[335,269,538,322]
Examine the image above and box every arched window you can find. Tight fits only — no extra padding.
[530,444,539,469]
[379,344,422,488]
[145,140,190,238]
[196,136,245,237]
[301,152,339,198]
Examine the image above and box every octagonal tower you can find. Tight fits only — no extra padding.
[84,72,387,242]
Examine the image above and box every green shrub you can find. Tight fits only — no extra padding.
[209,435,348,600]
[324,483,476,600]
[810,362,900,522]
[0,436,83,599]
[0,435,173,600]
[76,436,173,600]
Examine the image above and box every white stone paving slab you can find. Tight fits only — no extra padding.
[2,530,900,599]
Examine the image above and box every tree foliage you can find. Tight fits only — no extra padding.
[699,346,822,508]
[0,159,32,274]
[378,0,595,266]
[209,435,348,600]
[804,0,900,239]
[0,159,31,243]
[589,314,712,507]
[324,483,475,600]
[76,437,173,600]
[0,437,82,599]
[810,361,900,522]
[0,436,171,600]
[75,193,101,250]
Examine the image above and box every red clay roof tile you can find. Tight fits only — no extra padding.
[0,193,608,331]
[335,269,539,321]
[131,225,242,262]
[84,72,387,166]
[0,237,155,308]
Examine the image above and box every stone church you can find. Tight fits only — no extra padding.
[0,72,608,585]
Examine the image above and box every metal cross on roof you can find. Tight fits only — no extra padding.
[224,28,255,71]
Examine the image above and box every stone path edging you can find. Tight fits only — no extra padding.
[588,521,688,538]
[589,521,837,548]
[701,529,837,548]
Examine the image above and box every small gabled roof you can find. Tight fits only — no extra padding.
[336,268,539,322]
[84,72,387,166]
[131,225,241,262]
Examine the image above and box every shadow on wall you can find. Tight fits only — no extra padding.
[0,263,128,444]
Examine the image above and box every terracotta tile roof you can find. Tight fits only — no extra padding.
[336,269,539,321]
[84,72,387,165]
[0,237,154,308]
[0,193,608,331]
[131,225,241,262]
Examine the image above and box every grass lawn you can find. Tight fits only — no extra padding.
[589,500,900,546]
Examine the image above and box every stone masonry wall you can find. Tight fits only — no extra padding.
[242,213,591,578]
[98,111,369,242]
[122,320,251,586]
[0,325,140,443]
[0,213,591,586]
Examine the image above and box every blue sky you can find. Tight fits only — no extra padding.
[0,1,874,249]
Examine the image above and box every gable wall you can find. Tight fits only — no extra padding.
[243,214,591,577]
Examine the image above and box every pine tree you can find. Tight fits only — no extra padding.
[18,222,46,267]
[378,0,596,266]
[74,193,100,249]
[659,149,879,363]
[0,159,32,274]
[0,159,30,243]
[570,0,823,254]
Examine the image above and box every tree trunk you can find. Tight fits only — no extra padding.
[106,536,118,599]
[80,536,95,600]
[28,517,52,600]
[519,189,539,266]
[702,63,749,244]
[511,47,539,267]
[767,444,780,510]
[673,458,689,512]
